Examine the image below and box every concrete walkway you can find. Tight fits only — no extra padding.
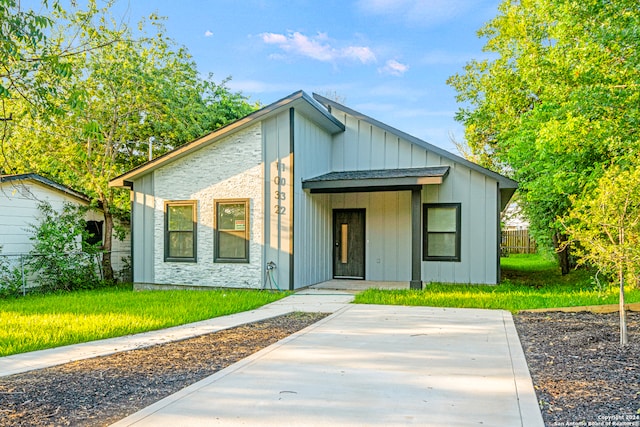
[1,290,544,426]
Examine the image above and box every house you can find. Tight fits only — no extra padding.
[109,91,517,290]
[0,173,130,280]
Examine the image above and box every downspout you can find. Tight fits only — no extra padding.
[125,181,134,284]
[289,107,295,291]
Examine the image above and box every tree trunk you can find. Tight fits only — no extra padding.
[102,202,115,282]
[552,232,571,275]
[619,266,628,346]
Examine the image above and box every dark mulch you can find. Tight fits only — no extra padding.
[0,312,328,427]
[514,311,640,426]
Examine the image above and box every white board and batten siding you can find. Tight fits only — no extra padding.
[0,179,102,255]
[291,111,334,288]
[326,107,501,285]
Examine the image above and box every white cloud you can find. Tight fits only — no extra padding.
[260,31,376,64]
[204,30,213,37]
[378,59,409,76]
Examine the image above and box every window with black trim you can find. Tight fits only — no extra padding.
[165,201,197,262]
[214,199,250,263]
[423,203,461,262]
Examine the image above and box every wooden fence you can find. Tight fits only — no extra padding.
[501,229,537,255]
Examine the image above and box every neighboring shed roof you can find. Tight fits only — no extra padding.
[109,91,345,188]
[0,173,91,203]
[303,166,450,193]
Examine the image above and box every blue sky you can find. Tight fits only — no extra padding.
[118,1,500,153]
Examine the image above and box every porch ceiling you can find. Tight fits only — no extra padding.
[302,166,449,193]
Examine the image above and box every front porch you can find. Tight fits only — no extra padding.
[310,279,414,293]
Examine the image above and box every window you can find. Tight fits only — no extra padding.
[165,201,197,262]
[423,203,461,262]
[214,199,250,263]
[84,221,103,246]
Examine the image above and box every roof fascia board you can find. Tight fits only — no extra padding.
[312,93,517,189]
[110,91,344,188]
[303,175,443,191]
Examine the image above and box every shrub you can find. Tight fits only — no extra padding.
[27,202,104,292]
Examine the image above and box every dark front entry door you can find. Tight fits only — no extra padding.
[333,209,365,279]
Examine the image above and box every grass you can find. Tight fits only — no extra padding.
[0,285,289,357]
[354,253,640,313]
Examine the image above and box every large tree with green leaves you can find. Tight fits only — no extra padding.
[448,0,640,274]
[3,2,258,280]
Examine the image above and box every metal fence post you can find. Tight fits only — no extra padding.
[21,254,26,296]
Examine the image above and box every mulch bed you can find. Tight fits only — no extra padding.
[1,310,638,426]
[514,311,640,426]
[0,312,328,427]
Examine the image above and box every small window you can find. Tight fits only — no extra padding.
[423,203,461,262]
[165,201,197,262]
[84,220,103,246]
[214,199,250,263]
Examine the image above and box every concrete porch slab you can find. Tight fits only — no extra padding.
[310,279,411,292]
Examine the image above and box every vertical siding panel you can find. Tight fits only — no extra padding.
[454,165,472,284]
[332,112,346,171]
[485,181,498,284]
[368,193,383,280]
[370,127,386,169]
[411,144,427,167]
[398,139,413,168]
[358,122,372,170]
[342,115,359,170]
[468,171,487,283]
[294,113,334,287]
[425,151,440,167]
[382,192,399,281]
[132,173,155,284]
[384,134,399,168]
[398,191,412,281]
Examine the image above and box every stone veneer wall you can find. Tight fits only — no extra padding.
[152,123,263,288]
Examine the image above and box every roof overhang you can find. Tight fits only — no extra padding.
[302,166,449,193]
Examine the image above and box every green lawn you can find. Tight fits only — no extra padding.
[354,254,640,312]
[0,286,288,357]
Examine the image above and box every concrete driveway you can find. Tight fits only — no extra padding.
[112,304,543,426]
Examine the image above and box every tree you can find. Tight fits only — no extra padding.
[4,6,258,281]
[0,0,120,169]
[565,166,640,346]
[448,0,640,274]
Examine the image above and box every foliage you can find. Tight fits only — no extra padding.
[567,167,640,286]
[27,202,103,292]
[1,0,66,113]
[0,0,118,171]
[2,3,258,280]
[0,287,289,356]
[0,247,23,298]
[447,0,640,272]
[565,166,640,345]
